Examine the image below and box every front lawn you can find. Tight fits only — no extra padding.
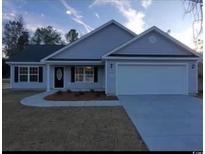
[3,89,147,151]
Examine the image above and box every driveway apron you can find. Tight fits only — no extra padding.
[118,95,202,151]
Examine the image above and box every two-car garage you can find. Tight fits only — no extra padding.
[116,63,188,95]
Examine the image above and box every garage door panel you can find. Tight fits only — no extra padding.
[117,64,188,95]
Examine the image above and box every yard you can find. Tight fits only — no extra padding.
[2,89,147,151]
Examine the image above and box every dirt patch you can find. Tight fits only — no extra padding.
[44,91,118,101]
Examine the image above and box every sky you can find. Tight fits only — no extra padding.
[2,0,196,48]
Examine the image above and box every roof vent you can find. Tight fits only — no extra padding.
[148,35,157,43]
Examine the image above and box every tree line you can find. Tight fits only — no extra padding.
[3,16,79,58]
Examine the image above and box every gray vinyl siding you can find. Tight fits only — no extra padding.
[10,64,105,91]
[49,65,105,91]
[52,23,134,59]
[105,59,198,95]
[10,64,47,90]
[113,31,194,56]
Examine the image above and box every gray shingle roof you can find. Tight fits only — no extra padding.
[8,45,65,62]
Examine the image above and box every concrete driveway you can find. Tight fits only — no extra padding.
[119,95,202,151]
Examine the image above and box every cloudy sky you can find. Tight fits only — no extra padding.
[3,0,195,48]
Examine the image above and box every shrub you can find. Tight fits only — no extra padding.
[95,93,101,97]
[67,89,71,93]
[79,91,84,95]
[56,90,63,95]
[90,89,95,93]
[75,93,79,96]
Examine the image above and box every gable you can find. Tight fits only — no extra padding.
[50,23,135,60]
[109,29,195,56]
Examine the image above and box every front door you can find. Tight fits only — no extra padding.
[54,67,64,88]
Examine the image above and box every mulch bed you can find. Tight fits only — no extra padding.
[44,91,118,101]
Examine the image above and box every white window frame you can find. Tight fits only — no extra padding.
[19,66,28,82]
[18,66,39,83]
[29,66,39,82]
[74,66,94,83]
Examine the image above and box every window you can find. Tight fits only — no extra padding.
[19,66,39,82]
[75,67,84,82]
[75,66,94,82]
[19,67,28,82]
[85,66,94,82]
[30,67,38,82]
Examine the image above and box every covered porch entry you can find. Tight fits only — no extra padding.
[45,61,105,92]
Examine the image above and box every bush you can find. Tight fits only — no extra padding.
[90,89,95,93]
[79,91,84,95]
[95,93,101,97]
[75,93,79,96]
[67,89,71,93]
[56,90,63,95]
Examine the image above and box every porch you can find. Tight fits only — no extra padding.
[46,62,105,92]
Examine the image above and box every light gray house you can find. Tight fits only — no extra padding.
[7,20,200,96]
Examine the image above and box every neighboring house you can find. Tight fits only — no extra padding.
[7,20,200,95]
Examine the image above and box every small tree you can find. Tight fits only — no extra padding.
[65,29,78,43]
[3,16,29,58]
[31,26,63,45]
[17,31,29,51]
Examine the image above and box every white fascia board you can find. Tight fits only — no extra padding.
[41,20,137,62]
[44,61,103,65]
[152,26,200,57]
[103,56,199,61]
[6,62,45,65]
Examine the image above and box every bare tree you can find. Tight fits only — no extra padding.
[183,0,203,52]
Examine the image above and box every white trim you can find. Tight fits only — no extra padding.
[53,66,65,89]
[195,61,199,94]
[10,65,12,88]
[74,66,95,83]
[105,61,107,95]
[18,66,39,83]
[115,62,189,95]
[46,64,50,92]
[29,67,39,82]
[6,62,45,65]
[45,61,103,64]
[41,20,137,62]
[103,56,199,60]
[102,26,200,58]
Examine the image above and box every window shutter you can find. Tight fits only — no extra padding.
[94,67,98,82]
[71,66,75,82]
[14,66,18,82]
[39,67,43,82]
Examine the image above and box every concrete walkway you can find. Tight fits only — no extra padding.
[21,91,121,107]
[21,92,202,151]
[119,95,203,151]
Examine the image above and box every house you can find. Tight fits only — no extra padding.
[7,20,200,96]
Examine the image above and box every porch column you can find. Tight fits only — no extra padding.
[10,64,13,89]
[46,64,50,92]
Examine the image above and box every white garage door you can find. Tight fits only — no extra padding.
[116,64,188,95]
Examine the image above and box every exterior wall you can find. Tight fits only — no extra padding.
[10,64,105,91]
[49,65,105,91]
[52,23,134,59]
[105,59,198,95]
[10,64,47,90]
[114,31,193,55]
